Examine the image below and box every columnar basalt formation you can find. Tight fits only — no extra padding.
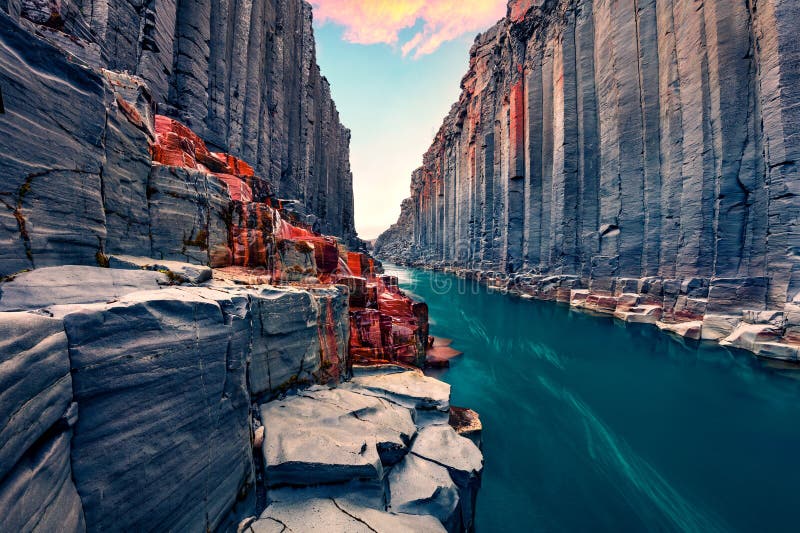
[377,0,800,361]
[1,0,356,260]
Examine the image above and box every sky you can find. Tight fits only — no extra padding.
[310,0,508,240]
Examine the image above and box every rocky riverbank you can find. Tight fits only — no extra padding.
[1,262,482,531]
[386,260,800,366]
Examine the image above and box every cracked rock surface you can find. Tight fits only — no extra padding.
[257,371,484,532]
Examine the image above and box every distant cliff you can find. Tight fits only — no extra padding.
[378,0,800,311]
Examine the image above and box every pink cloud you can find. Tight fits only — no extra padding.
[310,0,507,58]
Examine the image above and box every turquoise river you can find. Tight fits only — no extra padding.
[386,265,800,532]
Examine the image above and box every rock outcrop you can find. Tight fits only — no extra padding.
[253,367,483,532]
[0,263,481,531]
[378,0,800,361]
[0,0,356,274]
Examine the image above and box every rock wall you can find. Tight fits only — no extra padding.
[0,266,351,531]
[378,0,800,354]
[0,0,356,253]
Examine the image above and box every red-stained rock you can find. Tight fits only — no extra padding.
[338,276,368,308]
[214,174,253,202]
[308,237,340,275]
[508,0,540,23]
[148,114,434,370]
[212,152,255,177]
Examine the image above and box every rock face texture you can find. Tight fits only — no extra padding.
[0,2,483,530]
[254,368,483,532]
[378,0,800,358]
[0,266,353,532]
[0,0,356,277]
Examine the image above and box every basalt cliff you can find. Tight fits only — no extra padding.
[377,0,800,361]
[0,2,482,532]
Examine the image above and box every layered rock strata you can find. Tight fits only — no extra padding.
[0,264,480,531]
[0,265,351,531]
[378,0,800,362]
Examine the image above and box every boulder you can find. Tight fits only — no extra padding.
[409,425,483,530]
[259,386,417,487]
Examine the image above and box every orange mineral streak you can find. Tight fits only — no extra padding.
[150,115,431,370]
[317,295,342,383]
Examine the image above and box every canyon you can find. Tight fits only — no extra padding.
[377,0,800,362]
[0,1,481,532]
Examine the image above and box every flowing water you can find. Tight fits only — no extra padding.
[386,265,800,533]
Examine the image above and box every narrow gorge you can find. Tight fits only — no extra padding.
[3,0,800,531]
[377,0,800,361]
[0,1,481,531]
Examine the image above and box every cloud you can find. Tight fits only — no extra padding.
[310,0,507,58]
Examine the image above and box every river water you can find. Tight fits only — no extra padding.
[385,265,800,533]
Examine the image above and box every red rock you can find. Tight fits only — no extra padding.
[214,174,253,202]
[338,276,368,308]
[212,152,255,177]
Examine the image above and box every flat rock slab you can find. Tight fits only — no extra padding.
[260,386,417,487]
[345,371,451,415]
[0,266,167,311]
[410,425,483,486]
[249,496,446,533]
[387,454,461,531]
[109,255,212,284]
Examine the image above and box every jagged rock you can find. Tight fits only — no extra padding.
[409,425,483,530]
[108,255,212,284]
[377,0,800,320]
[387,454,462,532]
[0,266,167,311]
